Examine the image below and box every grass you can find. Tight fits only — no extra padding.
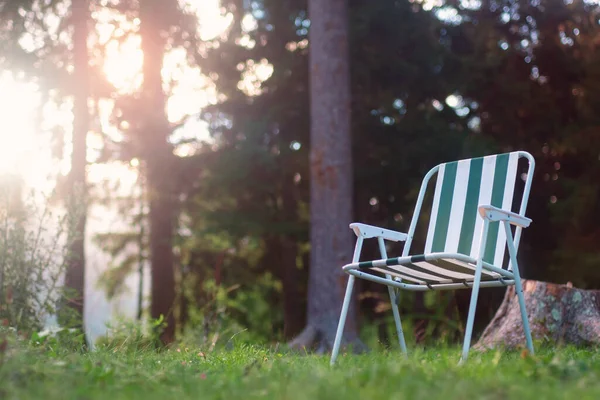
[1,337,599,400]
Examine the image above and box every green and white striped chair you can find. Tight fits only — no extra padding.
[331,151,535,364]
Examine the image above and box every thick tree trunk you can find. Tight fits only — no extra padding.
[289,0,364,352]
[476,280,600,350]
[62,0,89,335]
[139,0,177,344]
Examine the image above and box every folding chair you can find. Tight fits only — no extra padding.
[330,151,535,364]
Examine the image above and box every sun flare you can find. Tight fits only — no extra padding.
[0,0,234,191]
[0,73,42,178]
[0,0,272,342]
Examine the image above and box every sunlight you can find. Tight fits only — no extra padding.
[0,0,238,194]
[237,58,274,97]
[0,72,42,178]
[163,47,218,124]
[0,0,264,347]
[183,0,234,40]
[103,34,144,94]
[94,0,231,153]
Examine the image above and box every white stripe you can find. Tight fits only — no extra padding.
[373,258,505,284]
[470,155,496,259]
[413,261,474,280]
[371,259,390,268]
[387,265,453,283]
[425,164,445,253]
[444,159,471,253]
[435,258,501,279]
[371,268,427,284]
[494,152,519,267]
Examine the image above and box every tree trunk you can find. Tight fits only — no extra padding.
[136,171,146,321]
[62,0,89,336]
[289,0,364,353]
[476,280,600,350]
[139,0,177,344]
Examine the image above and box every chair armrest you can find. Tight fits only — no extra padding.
[478,205,532,228]
[349,223,408,242]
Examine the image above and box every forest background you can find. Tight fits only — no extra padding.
[1,0,599,349]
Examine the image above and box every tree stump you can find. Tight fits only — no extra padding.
[476,279,600,350]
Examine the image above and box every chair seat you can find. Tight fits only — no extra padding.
[354,253,513,286]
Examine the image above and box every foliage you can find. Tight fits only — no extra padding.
[3,0,600,349]
[0,177,81,333]
[1,341,600,399]
[181,0,600,343]
[181,0,471,339]
[180,273,284,348]
[444,0,600,287]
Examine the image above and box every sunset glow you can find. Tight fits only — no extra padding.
[0,73,44,182]
[0,0,233,189]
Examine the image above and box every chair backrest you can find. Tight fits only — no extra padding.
[407,151,534,268]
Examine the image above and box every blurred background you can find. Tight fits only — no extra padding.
[1,0,599,350]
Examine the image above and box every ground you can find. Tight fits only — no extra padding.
[1,340,599,399]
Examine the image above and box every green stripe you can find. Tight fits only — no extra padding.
[457,157,484,255]
[431,161,458,252]
[483,154,509,263]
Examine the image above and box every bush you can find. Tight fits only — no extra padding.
[180,273,284,349]
[0,176,79,334]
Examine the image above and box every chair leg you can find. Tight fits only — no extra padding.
[460,219,490,364]
[514,275,534,354]
[330,274,356,366]
[503,222,534,354]
[331,237,364,366]
[388,287,407,354]
[460,263,483,364]
[377,237,407,354]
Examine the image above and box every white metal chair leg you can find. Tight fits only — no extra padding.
[460,263,483,364]
[388,289,407,354]
[331,237,364,366]
[330,275,356,365]
[460,220,490,364]
[503,222,534,354]
[513,275,534,353]
[377,238,407,354]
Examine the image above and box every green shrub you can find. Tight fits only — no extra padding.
[180,273,283,349]
[0,177,79,334]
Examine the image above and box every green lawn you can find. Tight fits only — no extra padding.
[1,340,599,400]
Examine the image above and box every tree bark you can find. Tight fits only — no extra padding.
[139,0,177,344]
[476,280,600,350]
[289,0,364,352]
[62,0,89,335]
